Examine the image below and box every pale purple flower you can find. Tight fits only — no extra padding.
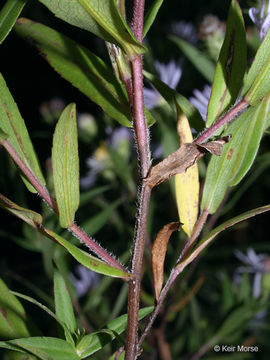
[144,60,182,109]
[235,248,270,298]
[70,265,101,297]
[189,84,212,122]
[170,20,198,44]
[249,0,270,41]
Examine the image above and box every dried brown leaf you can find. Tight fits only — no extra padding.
[147,139,228,188]
[152,222,180,300]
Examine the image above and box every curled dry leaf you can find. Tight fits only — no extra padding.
[152,222,181,301]
[147,138,228,188]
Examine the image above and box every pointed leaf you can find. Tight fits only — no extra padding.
[242,27,270,105]
[52,103,79,228]
[169,36,215,82]
[0,193,42,229]
[206,0,246,126]
[0,0,28,44]
[0,72,45,192]
[53,270,77,335]
[41,227,131,279]
[143,0,164,38]
[0,279,30,340]
[201,98,269,214]
[15,18,132,127]
[177,204,270,272]
[76,307,153,358]
[38,0,145,56]
[152,222,180,300]
[0,337,80,360]
[175,112,199,237]
[143,70,204,132]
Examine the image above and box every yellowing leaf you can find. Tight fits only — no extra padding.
[152,222,180,300]
[175,112,199,237]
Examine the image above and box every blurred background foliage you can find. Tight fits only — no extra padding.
[1,0,270,359]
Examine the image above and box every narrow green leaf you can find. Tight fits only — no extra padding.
[41,227,131,279]
[229,95,270,185]
[10,291,60,326]
[206,0,246,126]
[201,99,269,214]
[81,198,122,236]
[0,337,80,360]
[177,204,270,272]
[143,70,205,132]
[242,27,270,104]
[52,103,79,228]
[38,0,145,56]
[0,193,42,229]
[0,72,45,192]
[169,36,215,82]
[14,18,132,127]
[76,306,153,358]
[0,0,28,44]
[143,0,163,38]
[0,279,30,340]
[53,270,77,335]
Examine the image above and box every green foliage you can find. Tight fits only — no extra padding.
[206,0,246,126]
[1,0,270,358]
[38,0,146,56]
[0,0,28,44]
[52,103,80,228]
[0,73,45,192]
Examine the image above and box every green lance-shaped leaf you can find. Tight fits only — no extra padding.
[0,337,80,360]
[0,278,30,340]
[42,227,131,280]
[169,36,215,83]
[0,0,28,44]
[38,0,145,57]
[0,193,42,229]
[52,103,79,228]
[206,0,246,127]
[143,0,164,38]
[201,98,269,214]
[76,307,153,358]
[143,70,205,132]
[229,94,270,185]
[242,27,270,105]
[0,72,45,192]
[53,270,77,335]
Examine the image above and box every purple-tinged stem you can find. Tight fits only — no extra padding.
[2,139,125,272]
[195,99,248,144]
[131,57,151,178]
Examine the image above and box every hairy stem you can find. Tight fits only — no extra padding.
[2,139,125,271]
[195,98,249,144]
[126,182,152,359]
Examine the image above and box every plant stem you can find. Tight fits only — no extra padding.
[195,98,248,144]
[138,209,209,349]
[2,139,125,271]
[131,57,151,178]
[125,0,152,358]
[125,182,152,360]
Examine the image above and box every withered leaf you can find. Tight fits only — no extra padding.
[147,139,227,188]
[152,222,180,300]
